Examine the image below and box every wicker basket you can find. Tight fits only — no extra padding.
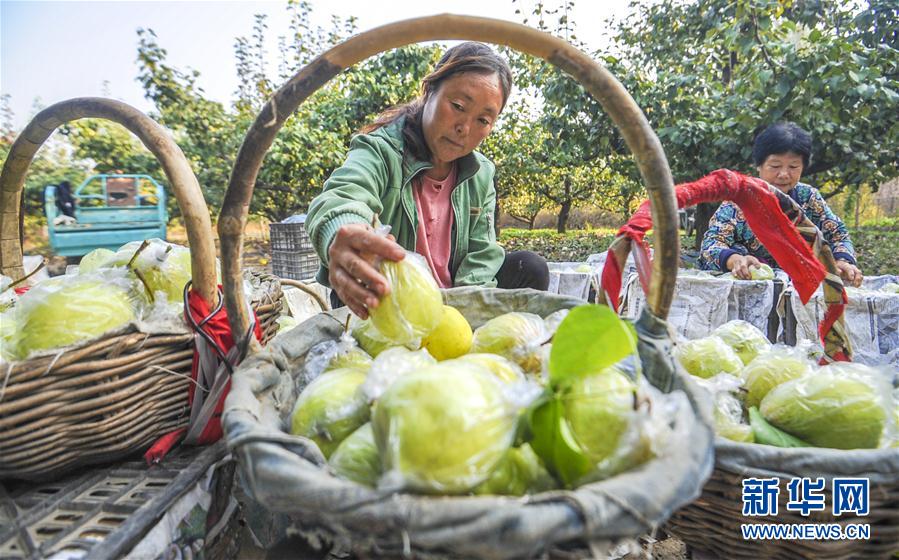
[666,442,899,559]
[0,98,281,481]
[607,172,898,559]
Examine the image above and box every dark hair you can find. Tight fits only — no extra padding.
[752,122,812,169]
[360,42,513,162]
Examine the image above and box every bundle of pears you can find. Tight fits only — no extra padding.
[675,320,898,450]
[288,251,672,496]
[0,239,197,362]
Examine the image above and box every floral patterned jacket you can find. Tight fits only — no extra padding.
[699,182,856,272]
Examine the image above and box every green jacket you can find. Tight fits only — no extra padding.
[306,117,505,288]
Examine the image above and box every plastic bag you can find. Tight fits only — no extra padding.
[350,317,396,358]
[289,367,370,458]
[693,374,754,442]
[759,362,895,449]
[470,312,549,374]
[543,309,570,336]
[329,423,381,487]
[372,363,520,494]
[368,251,443,346]
[713,319,771,366]
[740,345,814,408]
[558,367,657,485]
[450,353,525,384]
[361,347,436,402]
[11,269,139,360]
[106,239,194,304]
[0,275,17,311]
[473,443,557,496]
[674,335,743,379]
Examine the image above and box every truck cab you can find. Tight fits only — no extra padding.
[44,174,168,257]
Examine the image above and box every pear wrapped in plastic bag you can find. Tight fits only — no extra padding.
[675,336,743,378]
[104,239,194,304]
[13,271,138,360]
[329,423,381,487]
[372,363,519,494]
[78,248,115,274]
[350,318,393,358]
[473,443,556,496]
[750,263,775,280]
[369,252,443,346]
[361,347,436,402]
[470,312,549,373]
[759,363,892,449]
[563,366,651,482]
[449,353,525,384]
[741,346,813,408]
[693,374,754,442]
[714,320,771,366]
[290,367,370,458]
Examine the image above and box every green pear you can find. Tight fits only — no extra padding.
[470,312,548,373]
[759,368,887,449]
[675,336,743,378]
[372,363,516,494]
[290,367,369,458]
[368,254,443,345]
[714,320,771,365]
[473,443,557,496]
[15,276,135,359]
[329,423,381,487]
[741,348,812,408]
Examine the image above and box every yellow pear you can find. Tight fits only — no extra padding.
[421,305,472,361]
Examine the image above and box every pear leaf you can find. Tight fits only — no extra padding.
[527,395,593,487]
[549,305,637,387]
[749,406,811,448]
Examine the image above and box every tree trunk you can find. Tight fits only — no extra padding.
[693,202,720,250]
[557,201,572,233]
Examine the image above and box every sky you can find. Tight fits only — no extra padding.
[1,0,635,130]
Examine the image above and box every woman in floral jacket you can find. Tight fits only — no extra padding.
[699,122,863,286]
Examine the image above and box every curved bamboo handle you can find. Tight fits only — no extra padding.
[220,15,678,349]
[0,98,218,306]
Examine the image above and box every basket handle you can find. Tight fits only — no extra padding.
[219,15,679,351]
[0,98,218,306]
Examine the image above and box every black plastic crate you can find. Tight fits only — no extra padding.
[271,250,320,281]
[269,221,313,253]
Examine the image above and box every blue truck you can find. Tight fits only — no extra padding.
[44,174,168,257]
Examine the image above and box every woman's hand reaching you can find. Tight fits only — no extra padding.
[328,223,405,319]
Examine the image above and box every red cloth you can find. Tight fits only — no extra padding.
[413,165,457,288]
[144,287,262,464]
[602,169,826,312]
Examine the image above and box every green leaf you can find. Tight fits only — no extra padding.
[749,407,811,448]
[526,396,593,487]
[549,305,637,387]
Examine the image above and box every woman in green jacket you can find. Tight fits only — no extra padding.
[306,42,549,318]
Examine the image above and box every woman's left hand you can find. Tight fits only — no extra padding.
[835,260,863,288]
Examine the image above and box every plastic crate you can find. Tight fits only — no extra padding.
[271,250,320,281]
[269,221,313,253]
